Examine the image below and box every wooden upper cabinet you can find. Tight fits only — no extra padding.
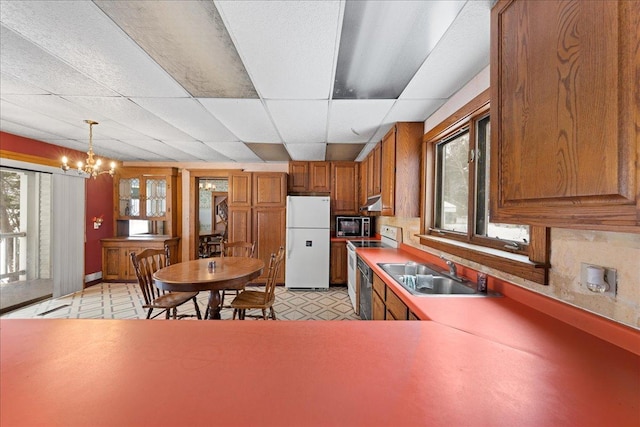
[288,161,330,193]
[228,172,252,207]
[358,160,368,208]
[253,172,287,207]
[288,161,309,193]
[309,162,331,193]
[331,162,359,215]
[490,0,639,231]
[372,144,382,196]
[380,123,423,217]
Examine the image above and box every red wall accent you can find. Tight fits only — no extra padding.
[1,131,114,282]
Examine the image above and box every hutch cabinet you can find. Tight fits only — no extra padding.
[490,0,639,231]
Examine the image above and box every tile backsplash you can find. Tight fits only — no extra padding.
[377,217,640,329]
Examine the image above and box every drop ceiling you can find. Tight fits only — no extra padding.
[0,0,491,163]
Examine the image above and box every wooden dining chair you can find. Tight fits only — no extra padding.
[130,246,201,320]
[219,241,255,307]
[230,246,285,320]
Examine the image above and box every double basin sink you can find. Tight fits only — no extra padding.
[377,262,501,297]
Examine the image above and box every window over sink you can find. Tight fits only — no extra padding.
[419,89,550,285]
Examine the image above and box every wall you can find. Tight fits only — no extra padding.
[377,66,640,330]
[0,131,114,283]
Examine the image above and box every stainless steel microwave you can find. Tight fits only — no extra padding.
[336,216,373,237]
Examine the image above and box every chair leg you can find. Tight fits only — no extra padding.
[193,298,202,320]
[262,309,267,320]
[146,308,153,319]
[270,307,276,320]
[165,309,170,319]
[232,309,238,320]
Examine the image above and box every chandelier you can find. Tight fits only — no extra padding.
[61,120,116,179]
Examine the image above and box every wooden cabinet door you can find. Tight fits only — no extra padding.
[288,161,309,193]
[227,208,252,244]
[253,208,286,282]
[381,128,396,216]
[253,173,287,207]
[359,158,368,207]
[372,144,382,196]
[385,288,408,320]
[372,289,386,320]
[103,247,122,281]
[329,241,347,285]
[309,162,331,193]
[331,162,359,215]
[491,0,639,230]
[228,172,252,207]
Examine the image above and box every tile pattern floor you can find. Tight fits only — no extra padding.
[1,283,360,321]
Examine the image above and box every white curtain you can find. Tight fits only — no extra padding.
[51,173,85,298]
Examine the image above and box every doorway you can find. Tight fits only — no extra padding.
[196,178,228,258]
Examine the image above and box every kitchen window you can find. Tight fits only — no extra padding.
[420,89,549,284]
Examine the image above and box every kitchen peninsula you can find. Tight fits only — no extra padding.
[1,315,638,426]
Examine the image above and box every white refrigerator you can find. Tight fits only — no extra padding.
[285,196,330,289]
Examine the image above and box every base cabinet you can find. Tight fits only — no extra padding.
[372,273,418,321]
[330,241,347,285]
[101,237,179,282]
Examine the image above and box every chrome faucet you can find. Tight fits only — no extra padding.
[440,256,460,280]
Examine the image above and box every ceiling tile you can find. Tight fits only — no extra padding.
[62,96,195,142]
[167,140,231,162]
[198,98,281,143]
[326,143,365,161]
[216,0,341,99]
[0,119,67,143]
[400,1,491,99]
[285,143,327,161]
[0,72,49,95]
[245,143,290,162]
[0,1,188,97]
[383,99,446,123]
[132,98,239,142]
[266,100,328,143]
[95,1,256,98]
[203,141,262,163]
[327,100,394,143]
[0,25,117,97]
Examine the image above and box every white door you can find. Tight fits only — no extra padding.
[286,196,330,229]
[285,228,329,289]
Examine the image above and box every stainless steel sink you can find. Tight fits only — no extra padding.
[377,263,501,297]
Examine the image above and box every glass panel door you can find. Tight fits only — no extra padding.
[0,167,52,313]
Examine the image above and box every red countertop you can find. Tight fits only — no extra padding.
[355,246,640,357]
[1,319,638,427]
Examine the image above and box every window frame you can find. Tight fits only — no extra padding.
[419,89,550,285]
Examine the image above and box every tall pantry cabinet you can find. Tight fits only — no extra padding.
[227,172,287,282]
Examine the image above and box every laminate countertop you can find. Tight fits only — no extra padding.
[1,316,638,426]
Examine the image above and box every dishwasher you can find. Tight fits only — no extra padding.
[357,255,373,320]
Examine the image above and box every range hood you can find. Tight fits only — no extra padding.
[360,195,382,212]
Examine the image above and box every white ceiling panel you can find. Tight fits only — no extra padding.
[0,25,117,97]
[2,94,112,128]
[86,139,172,162]
[198,99,281,143]
[0,73,49,95]
[216,0,341,99]
[285,143,327,161]
[328,100,394,143]
[63,96,195,142]
[0,119,67,143]
[133,98,239,143]
[0,99,88,139]
[382,99,447,125]
[400,1,491,99]
[266,100,328,143]
[0,1,188,97]
[204,141,262,163]
[112,139,200,162]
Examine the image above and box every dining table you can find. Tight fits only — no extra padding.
[153,256,264,319]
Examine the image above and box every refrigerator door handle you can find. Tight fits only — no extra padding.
[287,228,293,260]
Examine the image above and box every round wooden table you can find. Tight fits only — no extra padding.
[153,257,264,319]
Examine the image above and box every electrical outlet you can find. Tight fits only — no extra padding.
[580,262,617,297]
